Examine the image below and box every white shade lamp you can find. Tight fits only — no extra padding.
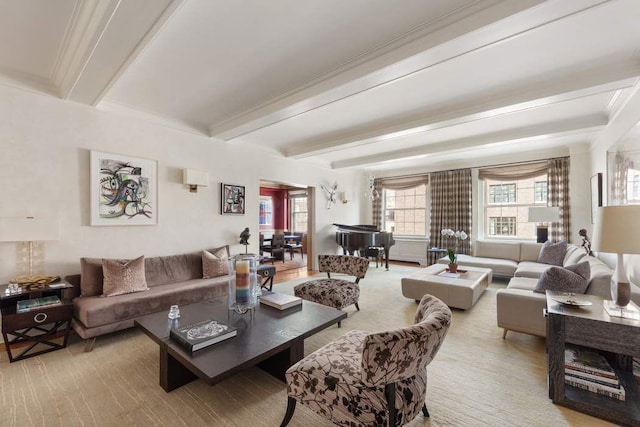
[183,169,209,193]
[528,206,560,243]
[0,216,60,283]
[591,205,640,311]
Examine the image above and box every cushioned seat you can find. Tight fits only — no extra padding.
[281,294,452,427]
[294,255,369,323]
[514,261,551,278]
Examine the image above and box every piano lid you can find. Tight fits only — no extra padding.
[333,223,380,232]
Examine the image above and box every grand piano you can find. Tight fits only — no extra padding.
[334,223,395,270]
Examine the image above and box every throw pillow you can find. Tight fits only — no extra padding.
[202,248,229,278]
[537,240,568,266]
[533,266,589,294]
[102,256,148,297]
[565,261,590,281]
[80,257,105,297]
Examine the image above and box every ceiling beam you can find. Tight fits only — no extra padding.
[54,0,184,106]
[285,61,640,159]
[591,81,640,153]
[332,115,607,169]
[209,0,608,141]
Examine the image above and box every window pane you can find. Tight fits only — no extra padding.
[381,184,427,237]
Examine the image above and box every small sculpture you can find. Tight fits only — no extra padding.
[239,227,251,254]
[579,228,592,256]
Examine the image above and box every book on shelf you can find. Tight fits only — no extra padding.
[170,319,237,352]
[564,345,617,379]
[259,290,302,310]
[564,367,620,386]
[16,296,62,313]
[564,375,626,401]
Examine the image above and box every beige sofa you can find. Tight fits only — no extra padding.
[439,241,640,338]
[64,246,230,349]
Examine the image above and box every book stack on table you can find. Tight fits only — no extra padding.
[564,345,626,401]
[170,319,237,352]
[259,290,302,310]
[16,296,62,313]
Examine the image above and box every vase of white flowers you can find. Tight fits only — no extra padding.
[441,228,468,272]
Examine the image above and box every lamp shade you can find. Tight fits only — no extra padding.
[592,205,640,255]
[183,169,209,187]
[528,206,560,222]
[0,217,60,242]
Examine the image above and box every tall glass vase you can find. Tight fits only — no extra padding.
[228,254,258,314]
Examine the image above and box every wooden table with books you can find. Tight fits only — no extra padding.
[0,280,74,362]
[545,291,640,426]
[134,296,346,392]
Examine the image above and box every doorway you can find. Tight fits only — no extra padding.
[258,180,314,271]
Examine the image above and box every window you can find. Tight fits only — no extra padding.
[534,181,548,203]
[383,184,426,236]
[488,184,516,204]
[628,168,640,203]
[290,194,308,232]
[259,196,272,226]
[484,173,548,239]
[489,217,516,236]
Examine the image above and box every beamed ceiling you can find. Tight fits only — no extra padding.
[1,0,640,172]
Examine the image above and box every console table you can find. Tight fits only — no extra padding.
[545,291,640,426]
[1,281,74,362]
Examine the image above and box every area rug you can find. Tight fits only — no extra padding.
[0,266,608,426]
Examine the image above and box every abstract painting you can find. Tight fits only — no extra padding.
[90,150,158,226]
[221,183,245,215]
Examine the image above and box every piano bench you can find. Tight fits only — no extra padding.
[364,246,385,268]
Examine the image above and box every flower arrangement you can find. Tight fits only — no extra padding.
[441,228,468,265]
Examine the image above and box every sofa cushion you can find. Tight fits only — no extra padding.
[537,240,567,266]
[102,256,149,297]
[74,277,228,328]
[202,248,229,278]
[80,257,107,297]
[565,261,590,281]
[473,241,521,262]
[520,243,544,262]
[534,266,589,294]
[144,245,229,287]
[441,254,518,277]
[563,244,587,267]
[514,261,550,279]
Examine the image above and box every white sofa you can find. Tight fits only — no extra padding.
[440,241,640,338]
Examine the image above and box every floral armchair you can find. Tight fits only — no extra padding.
[280,294,452,427]
[293,255,369,325]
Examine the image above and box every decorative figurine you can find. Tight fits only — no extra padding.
[579,228,593,256]
[239,227,251,254]
[321,183,338,210]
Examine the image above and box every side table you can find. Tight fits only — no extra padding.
[545,291,640,426]
[1,281,74,362]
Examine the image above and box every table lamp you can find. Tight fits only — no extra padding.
[0,216,60,283]
[528,206,560,243]
[591,205,640,311]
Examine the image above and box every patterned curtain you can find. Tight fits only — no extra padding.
[372,178,383,230]
[429,169,472,264]
[548,157,570,242]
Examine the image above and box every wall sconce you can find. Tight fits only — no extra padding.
[183,169,209,193]
[339,191,349,204]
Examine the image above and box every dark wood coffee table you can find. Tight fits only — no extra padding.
[135,298,346,392]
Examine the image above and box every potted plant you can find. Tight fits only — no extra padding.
[441,228,468,273]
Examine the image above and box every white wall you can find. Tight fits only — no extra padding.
[0,85,361,283]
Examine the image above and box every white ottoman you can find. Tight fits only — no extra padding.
[401,264,491,310]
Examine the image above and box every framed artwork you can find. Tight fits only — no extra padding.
[590,172,602,224]
[259,196,273,226]
[90,150,157,226]
[221,183,245,215]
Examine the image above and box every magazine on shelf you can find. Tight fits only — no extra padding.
[564,345,617,378]
[564,376,626,401]
[170,319,237,352]
[16,296,62,313]
[259,290,302,310]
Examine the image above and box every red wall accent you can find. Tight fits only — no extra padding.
[259,187,289,231]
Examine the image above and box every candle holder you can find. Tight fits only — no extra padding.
[228,254,259,314]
